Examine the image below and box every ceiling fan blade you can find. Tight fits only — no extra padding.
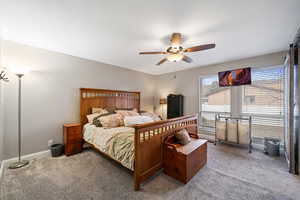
[156,58,168,66]
[139,51,167,55]
[184,43,216,53]
[182,55,193,63]
[170,33,182,46]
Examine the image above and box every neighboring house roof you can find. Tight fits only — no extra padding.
[250,84,283,93]
[205,88,228,97]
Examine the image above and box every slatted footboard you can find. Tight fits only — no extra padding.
[133,114,198,190]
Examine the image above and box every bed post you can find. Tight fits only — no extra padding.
[134,128,140,191]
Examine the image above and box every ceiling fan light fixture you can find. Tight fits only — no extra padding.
[167,53,184,62]
[139,32,216,65]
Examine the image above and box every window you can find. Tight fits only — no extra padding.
[199,66,285,140]
[199,75,231,132]
[200,75,231,112]
[241,66,284,140]
[244,96,255,104]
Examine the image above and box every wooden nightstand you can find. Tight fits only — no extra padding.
[63,123,82,156]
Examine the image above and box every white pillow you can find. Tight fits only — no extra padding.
[92,108,108,114]
[124,116,154,126]
[140,112,161,121]
[87,113,101,123]
[115,110,140,118]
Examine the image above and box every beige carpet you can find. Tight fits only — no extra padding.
[1,143,300,200]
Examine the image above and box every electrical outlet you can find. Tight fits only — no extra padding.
[48,139,54,148]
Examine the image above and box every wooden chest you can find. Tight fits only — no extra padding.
[163,135,207,184]
[63,123,82,156]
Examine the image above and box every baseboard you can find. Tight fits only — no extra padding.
[0,150,51,182]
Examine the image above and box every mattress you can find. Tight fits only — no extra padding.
[83,123,135,170]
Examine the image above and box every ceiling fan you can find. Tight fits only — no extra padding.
[139,33,216,66]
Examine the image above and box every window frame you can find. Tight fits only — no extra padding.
[239,65,284,118]
[198,65,285,136]
[198,74,232,132]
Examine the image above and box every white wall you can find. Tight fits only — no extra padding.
[155,51,287,116]
[0,80,3,163]
[0,35,4,162]
[2,40,156,159]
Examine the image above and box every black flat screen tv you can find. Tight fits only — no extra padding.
[218,67,251,87]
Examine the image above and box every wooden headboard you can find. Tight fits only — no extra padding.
[80,88,140,127]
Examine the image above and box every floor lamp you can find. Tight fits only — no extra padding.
[9,70,29,169]
[159,98,167,120]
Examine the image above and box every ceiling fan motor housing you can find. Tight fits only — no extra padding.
[170,33,182,47]
[167,46,183,54]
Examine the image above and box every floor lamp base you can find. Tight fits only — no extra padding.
[8,160,29,169]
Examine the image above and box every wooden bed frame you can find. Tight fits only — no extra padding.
[80,88,198,190]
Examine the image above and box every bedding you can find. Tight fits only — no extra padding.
[83,111,161,171]
[87,108,109,123]
[92,107,108,114]
[139,111,161,121]
[87,113,102,123]
[115,108,138,112]
[124,116,154,126]
[115,110,140,118]
[83,123,135,170]
[92,112,114,127]
[98,113,124,128]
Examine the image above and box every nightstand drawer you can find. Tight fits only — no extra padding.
[65,141,82,156]
[67,132,82,141]
[68,127,81,136]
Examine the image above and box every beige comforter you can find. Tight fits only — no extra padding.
[83,124,135,170]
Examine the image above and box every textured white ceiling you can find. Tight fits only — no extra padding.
[0,0,299,75]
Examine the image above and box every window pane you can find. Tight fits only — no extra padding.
[242,66,284,140]
[199,75,231,132]
[200,76,231,112]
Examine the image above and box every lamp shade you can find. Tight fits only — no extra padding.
[12,68,30,76]
[159,98,167,104]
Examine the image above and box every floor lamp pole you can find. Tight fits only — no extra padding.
[9,74,29,169]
